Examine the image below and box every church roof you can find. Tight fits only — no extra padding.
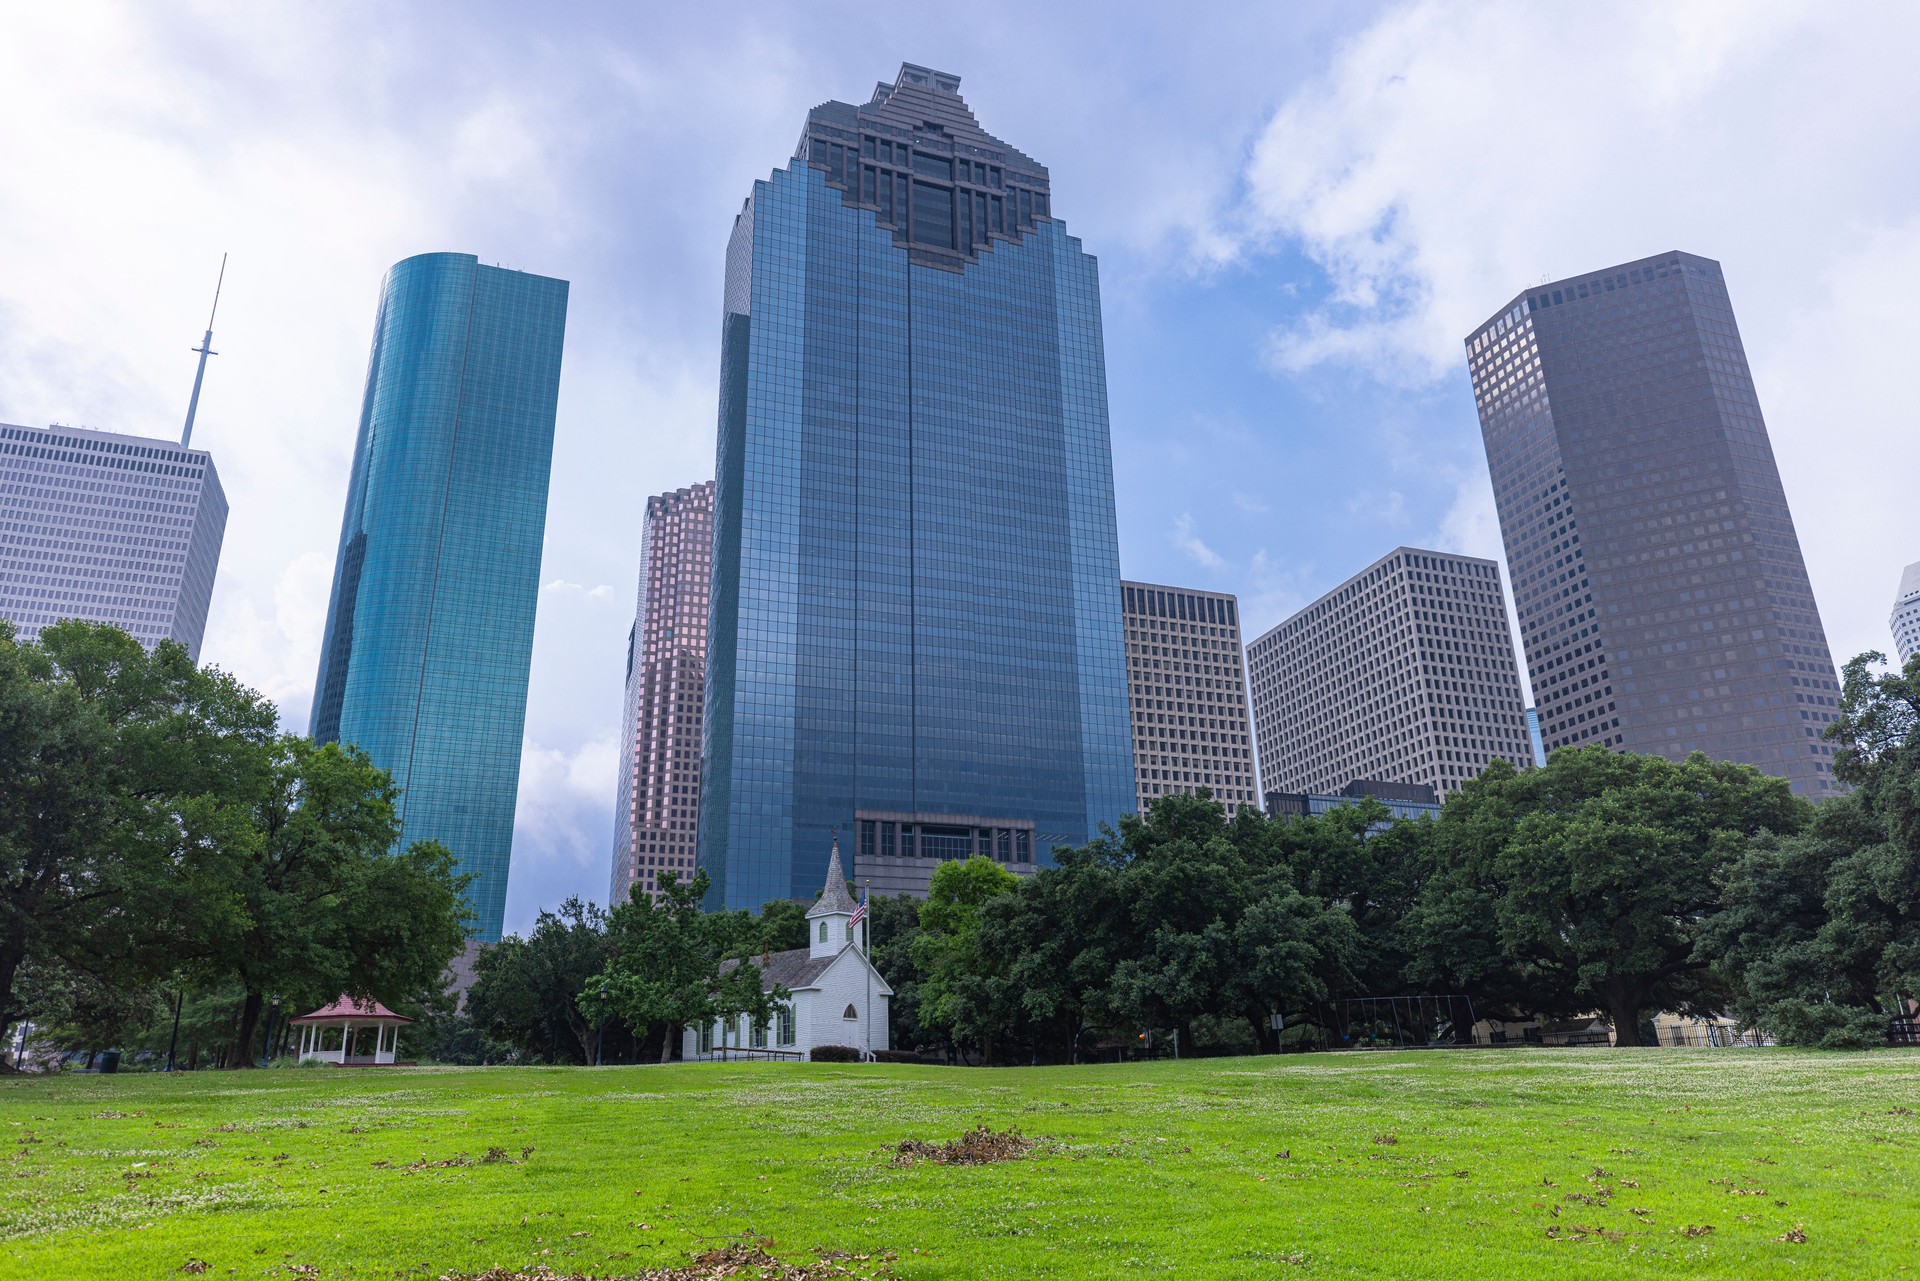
[719,947,833,993]
[807,839,858,917]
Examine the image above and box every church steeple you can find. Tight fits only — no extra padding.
[805,834,857,958]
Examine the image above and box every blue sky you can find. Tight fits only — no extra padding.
[4,2,1918,934]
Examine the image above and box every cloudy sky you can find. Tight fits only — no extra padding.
[4,2,1916,933]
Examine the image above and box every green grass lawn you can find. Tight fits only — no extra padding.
[4,1050,1917,1279]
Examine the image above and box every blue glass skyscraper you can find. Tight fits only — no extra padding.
[699,65,1135,910]
[311,252,568,941]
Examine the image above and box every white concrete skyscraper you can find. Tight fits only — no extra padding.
[1,422,226,660]
[1893,561,1920,665]
[1247,547,1532,800]
[1120,580,1256,814]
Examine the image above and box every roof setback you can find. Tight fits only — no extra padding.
[807,64,1047,181]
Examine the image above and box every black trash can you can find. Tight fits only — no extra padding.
[99,1049,121,1074]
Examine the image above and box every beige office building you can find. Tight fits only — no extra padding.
[1121,581,1257,815]
[1246,547,1532,800]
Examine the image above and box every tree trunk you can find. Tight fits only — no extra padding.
[0,910,28,1057]
[1248,1010,1278,1056]
[231,990,265,1067]
[1606,984,1646,1047]
[660,1022,678,1064]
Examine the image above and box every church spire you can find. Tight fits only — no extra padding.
[809,834,858,918]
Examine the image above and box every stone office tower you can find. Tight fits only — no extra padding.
[699,64,1135,910]
[610,482,714,906]
[1120,581,1257,814]
[0,422,226,659]
[311,252,569,941]
[1467,251,1840,795]
[1246,548,1532,800]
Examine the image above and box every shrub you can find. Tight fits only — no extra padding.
[809,1045,862,1063]
[873,1049,923,1064]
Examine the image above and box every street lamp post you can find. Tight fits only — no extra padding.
[164,990,183,1073]
[591,978,607,1067]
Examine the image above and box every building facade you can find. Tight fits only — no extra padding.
[1468,251,1840,795]
[310,252,569,942]
[1121,581,1256,814]
[610,482,714,906]
[1264,778,1441,823]
[699,64,1135,911]
[1,422,226,660]
[1893,561,1920,665]
[1247,547,1533,800]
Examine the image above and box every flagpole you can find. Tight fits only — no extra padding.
[862,879,873,1062]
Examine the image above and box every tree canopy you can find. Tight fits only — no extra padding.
[1707,652,1920,1046]
[600,870,785,1060]
[1404,748,1808,1044]
[1,620,473,1064]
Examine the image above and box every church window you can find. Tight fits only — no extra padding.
[777,1005,795,1046]
[843,1003,859,1021]
[819,920,829,943]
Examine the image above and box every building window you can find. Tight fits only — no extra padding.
[843,1003,859,1021]
[818,920,828,943]
[911,181,952,248]
[777,1005,795,1047]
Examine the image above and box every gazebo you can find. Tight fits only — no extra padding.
[289,996,413,1066]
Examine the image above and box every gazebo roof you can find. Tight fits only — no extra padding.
[288,995,413,1025]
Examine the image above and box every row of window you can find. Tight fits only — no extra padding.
[857,817,1032,864]
[698,1004,800,1052]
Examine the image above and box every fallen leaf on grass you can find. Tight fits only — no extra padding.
[180,1262,210,1275]
[1681,1225,1714,1239]
[1777,1225,1807,1243]
[1372,1134,1397,1146]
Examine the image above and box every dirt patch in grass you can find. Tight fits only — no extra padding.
[436,1241,893,1279]
[889,1125,1036,1167]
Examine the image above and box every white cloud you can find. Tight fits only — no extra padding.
[1240,549,1320,640]
[1171,513,1227,570]
[504,733,621,933]
[204,551,333,729]
[1242,0,1920,669]
[543,579,617,602]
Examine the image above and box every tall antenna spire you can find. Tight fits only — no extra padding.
[181,253,226,448]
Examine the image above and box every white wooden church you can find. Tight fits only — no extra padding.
[682,841,893,1060]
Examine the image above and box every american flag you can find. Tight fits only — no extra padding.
[849,889,867,930]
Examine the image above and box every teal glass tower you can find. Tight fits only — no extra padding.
[311,252,568,941]
[699,65,1135,910]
